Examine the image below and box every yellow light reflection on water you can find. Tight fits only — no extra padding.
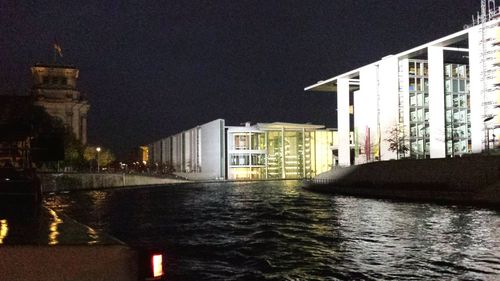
[0,219,8,244]
[49,209,63,245]
[86,227,99,245]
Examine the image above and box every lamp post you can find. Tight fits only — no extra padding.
[96,147,101,172]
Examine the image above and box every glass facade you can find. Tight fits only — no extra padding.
[304,131,314,178]
[444,63,471,156]
[283,130,304,179]
[228,131,267,179]
[399,59,471,159]
[227,127,333,180]
[408,60,430,159]
[266,130,282,179]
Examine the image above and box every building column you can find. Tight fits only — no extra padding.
[81,115,87,145]
[281,127,285,178]
[428,46,446,158]
[468,27,485,153]
[71,105,80,140]
[378,55,400,160]
[359,65,380,162]
[337,78,351,166]
[302,128,306,177]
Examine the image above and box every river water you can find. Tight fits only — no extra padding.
[44,180,500,280]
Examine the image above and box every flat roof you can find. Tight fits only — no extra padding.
[305,24,474,92]
[257,122,325,130]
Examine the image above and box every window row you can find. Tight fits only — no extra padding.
[408,61,429,77]
[229,154,266,166]
[445,64,469,79]
[233,133,266,150]
[409,78,429,92]
[409,93,429,107]
[42,76,68,85]
[445,79,468,93]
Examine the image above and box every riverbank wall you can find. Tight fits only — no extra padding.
[0,245,137,281]
[0,207,139,281]
[306,155,500,206]
[39,173,189,193]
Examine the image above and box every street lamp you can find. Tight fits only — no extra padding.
[96,147,101,172]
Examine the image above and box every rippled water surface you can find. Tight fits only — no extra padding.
[45,180,500,280]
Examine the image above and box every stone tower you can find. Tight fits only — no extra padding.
[31,64,90,145]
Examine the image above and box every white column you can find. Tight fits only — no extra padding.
[468,26,484,153]
[281,127,285,178]
[378,55,400,160]
[337,78,351,166]
[353,89,363,164]
[428,46,446,158]
[399,59,410,147]
[360,65,380,161]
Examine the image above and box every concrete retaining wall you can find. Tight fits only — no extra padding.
[0,245,137,281]
[308,155,500,205]
[39,173,188,193]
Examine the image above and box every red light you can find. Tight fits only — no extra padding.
[151,254,164,278]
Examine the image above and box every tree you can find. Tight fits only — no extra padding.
[31,106,87,170]
[62,130,85,168]
[385,124,409,159]
[30,105,66,162]
[84,146,115,169]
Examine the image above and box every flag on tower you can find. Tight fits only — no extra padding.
[54,40,63,58]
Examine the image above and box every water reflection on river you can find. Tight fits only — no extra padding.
[44,180,500,280]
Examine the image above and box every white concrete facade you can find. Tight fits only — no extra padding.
[148,119,225,180]
[306,13,500,165]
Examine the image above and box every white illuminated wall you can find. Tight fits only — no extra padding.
[199,119,226,179]
[469,25,486,153]
[337,78,351,166]
[357,64,381,163]
[378,55,400,160]
[148,119,225,180]
[428,46,446,158]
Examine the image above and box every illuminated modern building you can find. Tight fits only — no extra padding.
[148,120,336,180]
[305,5,500,166]
[148,119,226,180]
[31,63,90,144]
[139,146,149,164]
[226,122,335,180]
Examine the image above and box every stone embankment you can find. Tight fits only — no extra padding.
[0,207,138,281]
[306,155,500,206]
[39,173,189,193]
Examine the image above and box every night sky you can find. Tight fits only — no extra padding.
[0,0,480,158]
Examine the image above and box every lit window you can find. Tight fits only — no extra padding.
[234,135,249,150]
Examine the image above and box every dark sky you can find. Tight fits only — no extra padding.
[0,0,480,158]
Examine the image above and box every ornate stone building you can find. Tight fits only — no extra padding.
[31,64,90,145]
